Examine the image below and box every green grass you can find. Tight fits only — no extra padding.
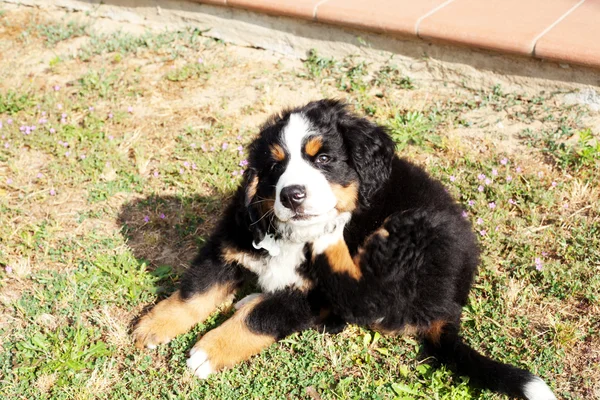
[1,10,599,400]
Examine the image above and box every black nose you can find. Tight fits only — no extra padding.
[280,185,306,210]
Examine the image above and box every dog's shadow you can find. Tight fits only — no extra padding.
[118,192,231,296]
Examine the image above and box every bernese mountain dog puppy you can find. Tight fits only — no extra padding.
[133,99,556,399]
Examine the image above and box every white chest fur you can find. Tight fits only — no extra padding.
[241,241,308,292]
[238,212,352,293]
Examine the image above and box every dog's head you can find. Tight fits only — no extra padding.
[242,99,394,243]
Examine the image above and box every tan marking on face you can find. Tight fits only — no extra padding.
[245,175,259,206]
[424,320,447,345]
[270,144,285,162]
[324,240,362,280]
[304,136,323,157]
[331,182,359,213]
[189,295,275,371]
[260,198,275,215]
[133,286,235,349]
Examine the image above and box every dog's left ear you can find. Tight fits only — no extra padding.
[338,112,395,208]
[242,168,267,245]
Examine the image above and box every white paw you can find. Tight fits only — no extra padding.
[144,338,169,349]
[186,348,214,379]
[234,293,261,310]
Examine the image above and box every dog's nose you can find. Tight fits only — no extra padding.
[280,185,306,210]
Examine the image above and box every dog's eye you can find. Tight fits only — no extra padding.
[315,154,332,165]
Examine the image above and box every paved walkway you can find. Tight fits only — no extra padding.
[196,0,600,70]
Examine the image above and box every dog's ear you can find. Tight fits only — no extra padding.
[242,168,267,244]
[338,110,394,208]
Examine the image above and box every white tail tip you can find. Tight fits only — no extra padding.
[523,376,556,400]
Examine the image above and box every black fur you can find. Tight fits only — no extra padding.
[177,100,551,399]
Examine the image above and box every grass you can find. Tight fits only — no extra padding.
[1,8,599,400]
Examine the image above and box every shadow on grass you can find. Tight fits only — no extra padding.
[117,191,233,293]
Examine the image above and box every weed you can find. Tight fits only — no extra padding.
[302,49,337,79]
[0,90,36,114]
[386,110,440,150]
[165,62,210,82]
[373,64,415,90]
[36,19,88,47]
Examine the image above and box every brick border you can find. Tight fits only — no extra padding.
[191,0,600,69]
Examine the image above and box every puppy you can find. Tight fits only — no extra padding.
[133,100,556,400]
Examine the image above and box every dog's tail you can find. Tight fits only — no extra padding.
[423,322,556,400]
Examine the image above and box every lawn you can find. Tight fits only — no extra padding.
[1,6,599,400]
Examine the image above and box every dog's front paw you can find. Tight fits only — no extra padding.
[185,294,275,379]
[133,290,214,349]
[133,310,177,349]
[186,347,215,379]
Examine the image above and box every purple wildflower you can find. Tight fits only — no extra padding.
[461,211,468,218]
[484,178,492,185]
[5,265,12,274]
[127,106,133,113]
[479,230,487,236]
[239,159,249,167]
[450,175,456,182]
[491,169,498,176]
[508,199,516,205]
[153,171,159,178]
[50,128,56,134]
[144,215,150,223]
[551,181,557,188]
[232,170,239,176]
[7,178,13,184]
[49,188,56,196]
[516,166,522,173]
[192,163,197,170]
[183,161,190,168]
[476,217,483,225]
[7,118,12,124]
[477,185,484,192]
[500,157,508,165]
[222,142,229,150]
[54,85,60,91]
[468,200,475,207]
[506,175,513,183]
[478,173,486,181]
[534,258,543,271]
[160,213,166,219]
[488,202,496,209]
[108,112,113,119]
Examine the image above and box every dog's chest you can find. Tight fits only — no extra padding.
[241,242,308,292]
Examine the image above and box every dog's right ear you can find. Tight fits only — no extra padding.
[242,168,267,245]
